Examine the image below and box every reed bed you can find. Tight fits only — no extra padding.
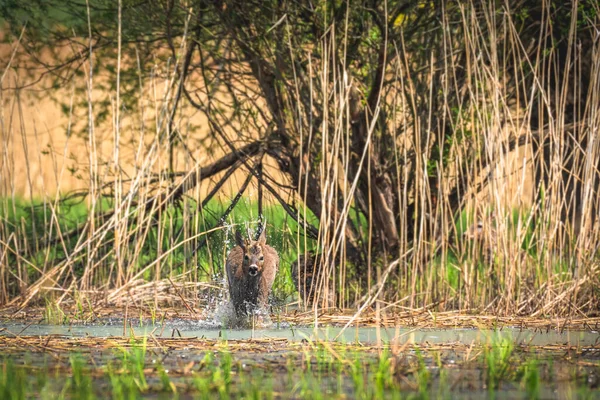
[0,1,599,321]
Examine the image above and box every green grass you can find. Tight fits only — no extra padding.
[518,358,541,400]
[43,299,68,325]
[0,195,319,304]
[0,359,26,400]
[1,339,600,399]
[0,195,592,312]
[483,332,515,391]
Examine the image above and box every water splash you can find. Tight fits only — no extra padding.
[196,275,275,329]
[197,217,275,329]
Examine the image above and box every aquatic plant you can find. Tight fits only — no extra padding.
[108,338,149,396]
[374,348,394,397]
[350,353,365,398]
[43,300,68,325]
[191,353,215,399]
[157,363,176,394]
[214,349,233,397]
[0,359,26,400]
[67,355,95,400]
[1,334,600,399]
[483,333,514,390]
[519,359,540,400]
[433,351,449,399]
[107,362,142,400]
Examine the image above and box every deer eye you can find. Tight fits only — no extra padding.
[259,256,264,261]
[244,255,249,261]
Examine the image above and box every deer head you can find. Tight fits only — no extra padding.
[235,227,267,278]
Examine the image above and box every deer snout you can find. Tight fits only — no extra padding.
[248,264,259,276]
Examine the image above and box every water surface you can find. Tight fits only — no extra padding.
[1,320,597,347]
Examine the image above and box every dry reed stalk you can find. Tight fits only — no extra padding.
[0,1,598,319]
[1,332,598,356]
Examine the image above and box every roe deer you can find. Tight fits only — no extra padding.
[226,226,279,320]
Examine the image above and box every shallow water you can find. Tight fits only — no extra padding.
[1,318,598,399]
[1,319,598,347]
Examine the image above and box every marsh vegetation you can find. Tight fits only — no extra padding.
[0,0,599,397]
[1,324,599,399]
[1,0,599,315]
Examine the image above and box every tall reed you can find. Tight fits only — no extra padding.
[0,1,598,318]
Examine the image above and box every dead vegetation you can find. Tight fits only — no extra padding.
[0,1,599,320]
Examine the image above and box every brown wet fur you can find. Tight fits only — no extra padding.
[226,228,279,320]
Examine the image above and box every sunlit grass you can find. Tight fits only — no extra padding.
[0,337,598,399]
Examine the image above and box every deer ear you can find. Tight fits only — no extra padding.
[235,230,245,249]
[257,225,267,244]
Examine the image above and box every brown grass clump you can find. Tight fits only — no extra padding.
[0,2,599,321]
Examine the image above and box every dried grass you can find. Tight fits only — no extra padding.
[0,2,599,320]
